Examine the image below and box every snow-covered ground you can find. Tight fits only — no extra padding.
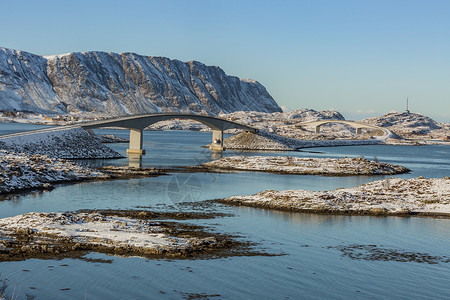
[362,111,450,141]
[222,130,382,151]
[0,150,109,194]
[0,114,55,124]
[0,127,122,159]
[201,156,409,175]
[0,212,187,250]
[0,211,224,258]
[147,119,210,131]
[220,177,450,216]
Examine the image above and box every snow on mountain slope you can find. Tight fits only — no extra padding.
[0,47,282,116]
[0,48,64,113]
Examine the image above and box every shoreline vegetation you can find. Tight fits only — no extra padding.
[217,177,450,217]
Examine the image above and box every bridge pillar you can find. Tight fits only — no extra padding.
[210,130,224,152]
[127,129,146,155]
[315,125,321,134]
[356,128,362,135]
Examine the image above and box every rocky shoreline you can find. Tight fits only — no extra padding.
[218,177,450,217]
[0,150,164,196]
[0,150,109,195]
[198,156,410,176]
[0,127,123,159]
[0,210,263,261]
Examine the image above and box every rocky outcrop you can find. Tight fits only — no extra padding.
[362,111,441,129]
[0,150,110,194]
[219,177,450,216]
[0,47,281,116]
[0,210,255,261]
[221,130,382,151]
[361,111,443,135]
[360,111,450,140]
[200,156,410,175]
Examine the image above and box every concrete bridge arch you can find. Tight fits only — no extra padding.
[297,119,391,139]
[80,113,257,154]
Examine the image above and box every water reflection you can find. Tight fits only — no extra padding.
[210,152,223,160]
[128,154,142,168]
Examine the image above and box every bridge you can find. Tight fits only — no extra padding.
[296,120,391,139]
[79,113,257,154]
[0,113,257,155]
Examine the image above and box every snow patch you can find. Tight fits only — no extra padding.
[222,177,450,215]
[202,156,409,175]
[0,127,122,159]
[0,150,109,194]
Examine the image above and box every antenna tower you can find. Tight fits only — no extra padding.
[406,96,410,113]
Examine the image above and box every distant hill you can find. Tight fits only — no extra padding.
[0,47,282,116]
[361,111,450,137]
[362,111,441,130]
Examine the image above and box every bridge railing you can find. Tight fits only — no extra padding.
[0,124,80,139]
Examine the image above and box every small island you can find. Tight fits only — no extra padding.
[199,155,410,176]
[218,177,450,216]
[0,210,252,261]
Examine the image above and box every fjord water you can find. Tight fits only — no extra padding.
[1,125,450,299]
[0,122,51,135]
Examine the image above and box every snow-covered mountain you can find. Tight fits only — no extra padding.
[0,47,282,116]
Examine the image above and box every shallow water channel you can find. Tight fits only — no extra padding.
[1,125,450,299]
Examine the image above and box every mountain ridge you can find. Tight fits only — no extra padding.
[0,47,282,116]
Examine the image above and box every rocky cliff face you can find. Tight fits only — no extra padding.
[0,47,282,116]
[0,48,64,113]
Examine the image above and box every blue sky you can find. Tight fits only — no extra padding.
[2,0,450,121]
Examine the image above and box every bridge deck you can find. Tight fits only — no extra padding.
[0,113,257,155]
[79,113,257,133]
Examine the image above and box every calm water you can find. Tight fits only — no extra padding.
[0,122,51,135]
[1,124,450,299]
